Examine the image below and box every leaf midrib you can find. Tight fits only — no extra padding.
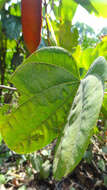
[8,84,78,134]
[13,80,80,114]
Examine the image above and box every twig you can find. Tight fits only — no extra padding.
[44,0,50,46]
[91,160,101,174]
[0,85,17,91]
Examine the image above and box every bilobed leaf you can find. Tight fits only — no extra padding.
[0,62,79,154]
[23,46,80,79]
[53,75,103,180]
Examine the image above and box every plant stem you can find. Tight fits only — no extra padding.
[44,0,50,46]
[0,85,17,91]
[0,33,7,101]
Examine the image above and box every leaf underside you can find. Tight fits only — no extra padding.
[53,75,104,180]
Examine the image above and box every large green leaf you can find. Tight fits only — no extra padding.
[0,63,79,154]
[23,47,80,79]
[53,75,104,180]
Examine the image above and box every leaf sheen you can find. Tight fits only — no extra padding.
[53,75,104,180]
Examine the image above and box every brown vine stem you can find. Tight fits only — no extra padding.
[0,85,17,91]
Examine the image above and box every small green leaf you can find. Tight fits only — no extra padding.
[104,175,107,187]
[102,146,107,154]
[61,0,77,21]
[57,21,79,51]
[53,75,103,180]
[97,159,106,172]
[0,174,5,185]
[40,160,51,179]
[83,150,93,163]
[70,188,76,190]
[31,154,43,172]
[18,186,26,190]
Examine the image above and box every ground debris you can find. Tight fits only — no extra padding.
[0,135,106,190]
